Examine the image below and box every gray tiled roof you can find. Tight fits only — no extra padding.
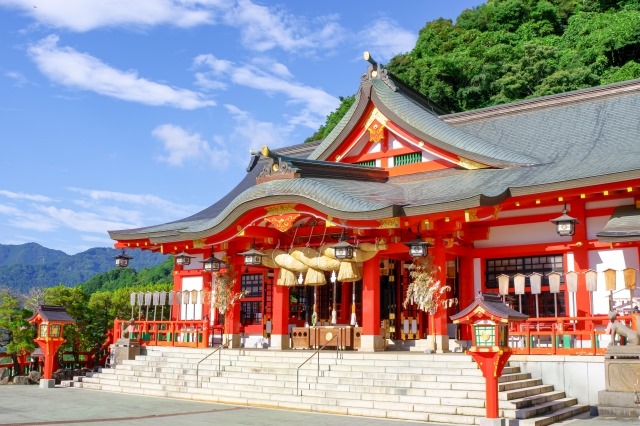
[596,205,640,242]
[30,305,74,323]
[109,72,640,243]
[370,78,540,167]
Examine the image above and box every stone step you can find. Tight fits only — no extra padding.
[499,378,543,392]
[83,346,589,426]
[500,384,555,401]
[502,390,567,410]
[514,397,580,419]
[516,404,591,426]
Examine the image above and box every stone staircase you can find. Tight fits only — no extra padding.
[80,346,589,425]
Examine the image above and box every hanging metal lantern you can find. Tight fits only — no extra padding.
[174,252,194,266]
[332,240,354,260]
[239,248,265,266]
[114,249,132,268]
[550,204,579,236]
[200,254,225,272]
[405,238,431,258]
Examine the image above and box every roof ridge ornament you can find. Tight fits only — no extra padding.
[362,51,396,91]
[252,145,298,180]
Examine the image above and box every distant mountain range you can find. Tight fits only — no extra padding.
[0,243,169,293]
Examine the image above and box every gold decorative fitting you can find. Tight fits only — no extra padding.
[193,239,206,248]
[265,213,301,232]
[364,107,388,129]
[378,217,400,229]
[265,204,298,216]
[458,157,487,170]
[367,119,385,143]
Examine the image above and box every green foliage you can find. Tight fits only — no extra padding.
[304,96,355,142]
[0,289,34,354]
[0,288,35,377]
[0,244,169,294]
[390,0,640,112]
[307,0,640,140]
[80,257,173,294]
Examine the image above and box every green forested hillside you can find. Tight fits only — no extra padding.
[310,0,640,140]
[0,244,168,294]
[79,257,174,294]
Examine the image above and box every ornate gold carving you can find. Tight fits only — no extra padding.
[265,213,301,232]
[378,217,400,229]
[193,239,206,248]
[265,204,298,216]
[368,119,385,143]
[465,206,502,222]
[458,157,488,170]
[442,238,454,248]
[364,107,388,130]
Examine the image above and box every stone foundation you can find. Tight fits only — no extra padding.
[598,346,640,417]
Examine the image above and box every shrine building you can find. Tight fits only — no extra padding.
[108,54,640,353]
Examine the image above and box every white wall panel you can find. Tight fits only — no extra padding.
[474,222,567,248]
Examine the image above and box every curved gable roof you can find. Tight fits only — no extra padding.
[309,64,540,168]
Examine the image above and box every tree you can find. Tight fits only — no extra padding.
[304,96,356,142]
[0,288,34,378]
[307,0,640,138]
[44,285,90,368]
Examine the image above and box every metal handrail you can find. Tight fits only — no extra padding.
[196,338,231,388]
[296,334,341,396]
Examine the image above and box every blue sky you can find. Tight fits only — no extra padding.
[0,0,485,255]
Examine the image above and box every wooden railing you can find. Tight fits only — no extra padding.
[107,314,630,355]
[508,314,621,355]
[113,319,224,348]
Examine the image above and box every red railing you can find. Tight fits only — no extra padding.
[113,319,224,348]
[110,314,629,355]
[508,314,621,355]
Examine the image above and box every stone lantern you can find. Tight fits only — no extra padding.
[28,305,74,387]
[451,293,528,425]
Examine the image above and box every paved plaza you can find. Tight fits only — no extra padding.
[0,385,637,426]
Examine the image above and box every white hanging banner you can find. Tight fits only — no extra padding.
[497,274,510,296]
[529,273,542,295]
[548,272,561,294]
[514,274,525,295]
[585,270,598,292]
[565,271,578,293]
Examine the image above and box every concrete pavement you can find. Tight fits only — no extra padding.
[0,385,637,426]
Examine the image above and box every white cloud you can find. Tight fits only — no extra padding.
[224,104,291,152]
[69,187,184,212]
[0,0,226,32]
[34,204,138,233]
[1,0,343,56]
[152,123,231,169]
[224,0,343,53]
[194,54,338,129]
[28,35,215,109]
[0,204,24,216]
[356,18,417,63]
[0,189,54,202]
[5,70,30,86]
